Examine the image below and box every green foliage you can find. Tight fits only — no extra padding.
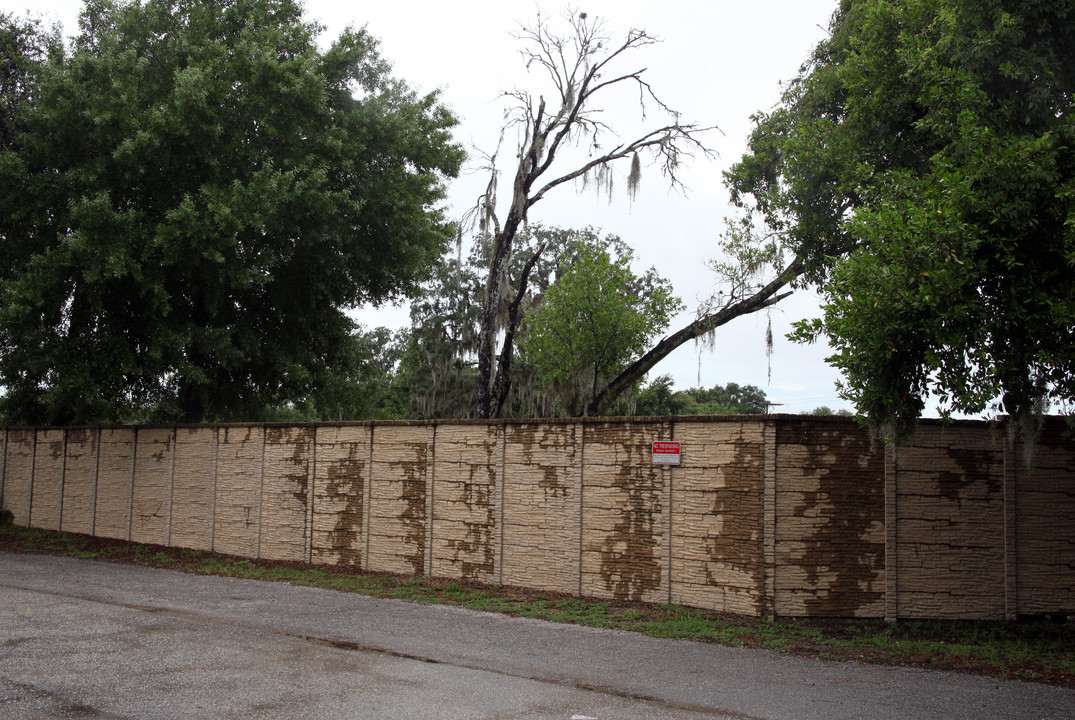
[396,249,483,419]
[729,0,1075,436]
[811,405,854,417]
[264,326,408,422]
[518,241,684,416]
[678,382,770,415]
[401,225,669,419]
[631,374,688,416]
[0,0,463,424]
[632,376,770,416]
[0,12,61,150]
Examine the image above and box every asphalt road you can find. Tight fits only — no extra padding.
[1,552,1072,719]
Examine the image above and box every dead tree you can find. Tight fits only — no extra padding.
[472,10,718,418]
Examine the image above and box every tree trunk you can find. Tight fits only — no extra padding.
[491,242,546,417]
[179,383,209,424]
[476,208,525,418]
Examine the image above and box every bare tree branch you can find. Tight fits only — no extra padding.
[585,256,806,416]
[474,10,720,418]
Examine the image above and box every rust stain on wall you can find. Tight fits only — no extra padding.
[937,444,998,501]
[782,420,885,616]
[400,441,429,575]
[702,432,766,613]
[514,424,540,465]
[323,441,365,566]
[539,466,568,500]
[446,518,496,579]
[592,426,663,602]
[268,426,312,509]
[445,443,497,579]
[598,475,662,601]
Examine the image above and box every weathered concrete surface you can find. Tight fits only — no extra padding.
[4,417,1073,620]
[2,553,1072,720]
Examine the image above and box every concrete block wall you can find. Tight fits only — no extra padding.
[95,429,134,540]
[891,425,1007,619]
[581,421,671,604]
[2,417,1072,620]
[670,421,766,615]
[260,426,313,563]
[430,424,499,584]
[171,427,215,552]
[501,423,581,595]
[367,425,432,576]
[60,429,97,536]
[311,425,367,567]
[773,419,885,618]
[1015,423,1075,615]
[5,429,33,529]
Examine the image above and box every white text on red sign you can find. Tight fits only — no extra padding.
[652,441,681,465]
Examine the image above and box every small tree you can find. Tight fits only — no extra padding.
[518,242,683,416]
[405,225,666,418]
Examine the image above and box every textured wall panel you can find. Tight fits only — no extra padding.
[367,425,431,575]
[213,426,264,558]
[431,424,500,582]
[260,426,313,562]
[670,422,766,615]
[61,428,99,535]
[4,417,1072,621]
[501,423,582,594]
[581,422,669,603]
[4,430,35,527]
[170,427,217,551]
[312,425,369,566]
[29,429,65,531]
[773,419,885,617]
[0,429,6,516]
[1015,424,1075,615]
[130,428,174,546]
[895,425,1006,619]
[94,428,135,540]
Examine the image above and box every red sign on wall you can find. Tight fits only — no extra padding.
[652,441,681,465]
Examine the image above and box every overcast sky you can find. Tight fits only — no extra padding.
[11,0,878,414]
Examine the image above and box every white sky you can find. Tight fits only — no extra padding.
[10,0,879,414]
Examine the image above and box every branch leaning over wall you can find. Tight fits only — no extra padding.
[585,255,805,417]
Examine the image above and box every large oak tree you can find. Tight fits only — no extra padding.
[0,0,463,424]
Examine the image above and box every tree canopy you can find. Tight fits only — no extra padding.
[518,241,683,416]
[0,0,463,424]
[0,12,59,151]
[728,0,1075,436]
[633,376,771,416]
[400,225,682,419]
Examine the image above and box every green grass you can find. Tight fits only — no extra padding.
[2,521,1072,687]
